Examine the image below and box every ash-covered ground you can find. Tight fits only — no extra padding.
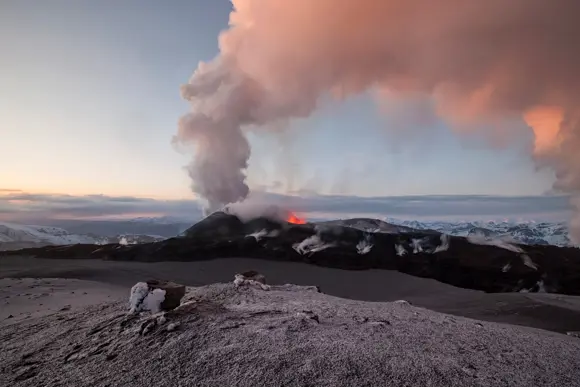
[1,278,580,387]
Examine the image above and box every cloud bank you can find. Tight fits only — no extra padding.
[175,0,580,239]
[0,190,571,224]
[0,192,203,222]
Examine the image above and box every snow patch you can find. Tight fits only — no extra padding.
[246,229,268,241]
[411,238,424,254]
[467,232,523,253]
[245,229,280,241]
[0,222,95,245]
[144,289,166,314]
[0,222,165,250]
[537,280,547,293]
[293,235,335,255]
[356,234,373,255]
[521,254,538,270]
[128,282,166,314]
[129,282,150,313]
[433,234,450,253]
[395,244,407,257]
[467,232,538,270]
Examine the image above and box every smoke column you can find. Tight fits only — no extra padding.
[175,0,580,239]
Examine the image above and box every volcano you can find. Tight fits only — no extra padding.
[4,211,580,296]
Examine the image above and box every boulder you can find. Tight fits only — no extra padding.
[240,270,266,284]
[146,280,186,311]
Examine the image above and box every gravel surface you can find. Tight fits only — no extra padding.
[1,281,579,387]
[0,278,125,325]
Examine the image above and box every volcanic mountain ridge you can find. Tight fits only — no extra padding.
[3,211,580,296]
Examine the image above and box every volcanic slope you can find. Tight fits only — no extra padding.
[5,212,580,295]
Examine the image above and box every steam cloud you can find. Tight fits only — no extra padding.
[175,0,580,240]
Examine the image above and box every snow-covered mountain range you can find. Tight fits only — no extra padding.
[318,218,572,247]
[0,222,166,251]
[389,219,570,246]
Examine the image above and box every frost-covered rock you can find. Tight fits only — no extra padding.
[233,272,270,290]
[129,282,165,314]
[146,280,186,310]
[129,280,185,313]
[129,282,150,313]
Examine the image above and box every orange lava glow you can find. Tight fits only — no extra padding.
[287,212,306,224]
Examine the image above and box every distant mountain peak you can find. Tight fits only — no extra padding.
[0,222,166,251]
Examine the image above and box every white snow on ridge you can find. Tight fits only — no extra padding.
[356,234,373,255]
[117,234,166,245]
[318,218,411,234]
[466,231,538,270]
[245,229,280,242]
[395,244,407,257]
[320,218,574,247]
[0,222,95,245]
[433,234,450,253]
[466,232,524,254]
[389,218,572,247]
[293,235,335,255]
[0,221,166,250]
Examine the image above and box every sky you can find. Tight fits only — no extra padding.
[0,0,568,222]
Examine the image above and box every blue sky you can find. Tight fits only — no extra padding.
[0,1,564,221]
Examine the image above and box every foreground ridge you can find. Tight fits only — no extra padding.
[1,281,579,387]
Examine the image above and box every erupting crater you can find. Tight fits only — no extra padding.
[286,211,306,225]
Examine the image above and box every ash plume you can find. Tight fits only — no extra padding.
[175,0,580,240]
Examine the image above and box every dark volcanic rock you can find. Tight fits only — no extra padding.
[183,211,285,239]
[145,280,186,311]
[4,212,580,296]
[238,270,267,284]
[183,211,245,239]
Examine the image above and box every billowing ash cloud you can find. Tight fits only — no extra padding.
[175,0,580,239]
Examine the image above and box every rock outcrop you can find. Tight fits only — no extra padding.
[146,280,186,311]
